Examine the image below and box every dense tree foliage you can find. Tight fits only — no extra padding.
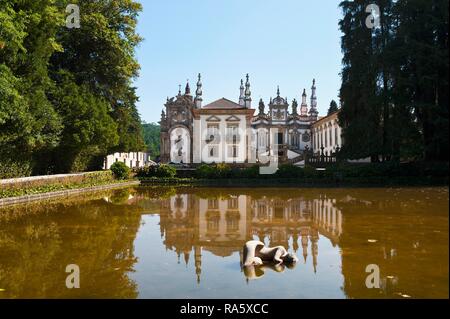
[338,0,448,162]
[0,0,145,176]
[141,122,160,158]
[328,100,339,115]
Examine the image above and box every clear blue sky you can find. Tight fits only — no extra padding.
[134,0,343,124]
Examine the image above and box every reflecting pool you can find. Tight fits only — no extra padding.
[0,187,448,298]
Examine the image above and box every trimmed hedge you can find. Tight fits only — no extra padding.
[0,171,120,199]
[0,159,32,179]
[136,164,176,178]
[196,163,234,179]
[192,162,449,180]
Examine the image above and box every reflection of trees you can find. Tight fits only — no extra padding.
[335,188,449,299]
[0,189,142,298]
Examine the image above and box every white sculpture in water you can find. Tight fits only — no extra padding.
[242,240,299,266]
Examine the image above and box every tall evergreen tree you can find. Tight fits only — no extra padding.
[339,0,382,161]
[328,100,339,115]
[393,0,449,160]
[338,0,448,162]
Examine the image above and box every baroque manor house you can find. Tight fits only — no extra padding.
[160,74,341,164]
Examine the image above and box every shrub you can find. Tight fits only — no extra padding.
[195,163,232,179]
[196,164,215,179]
[276,164,304,178]
[0,159,32,179]
[303,166,319,178]
[136,164,176,178]
[135,166,151,178]
[155,164,176,178]
[240,165,260,178]
[215,163,232,178]
[110,162,130,180]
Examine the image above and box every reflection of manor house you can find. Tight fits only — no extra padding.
[160,74,324,164]
[158,193,343,282]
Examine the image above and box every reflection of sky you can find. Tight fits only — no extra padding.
[130,215,345,299]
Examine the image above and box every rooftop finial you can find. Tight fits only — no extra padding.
[244,74,251,108]
[245,74,251,97]
[185,79,191,95]
[309,78,318,118]
[277,86,280,97]
[239,78,245,106]
[195,73,203,108]
[196,74,202,96]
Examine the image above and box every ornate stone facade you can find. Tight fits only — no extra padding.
[252,81,319,162]
[160,74,322,164]
[160,82,195,163]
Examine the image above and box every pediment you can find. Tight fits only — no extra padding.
[225,115,240,122]
[206,115,221,122]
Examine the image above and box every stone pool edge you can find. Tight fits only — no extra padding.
[0,180,140,207]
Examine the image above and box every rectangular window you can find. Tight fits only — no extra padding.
[227,145,238,158]
[207,124,219,144]
[226,125,239,144]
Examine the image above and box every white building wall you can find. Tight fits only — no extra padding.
[196,114,248,163]
[104,152,151,170]
[312,118,342,156]
[169,127,191,164]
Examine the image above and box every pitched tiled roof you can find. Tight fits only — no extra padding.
[202,98,244,109]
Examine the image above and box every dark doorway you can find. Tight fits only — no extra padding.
[277,132,283,144]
